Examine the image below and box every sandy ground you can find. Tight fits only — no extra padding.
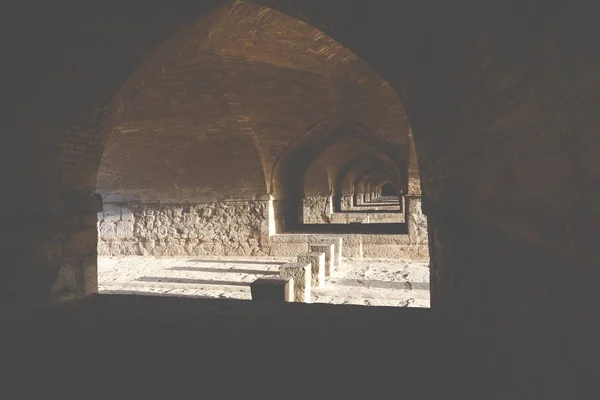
[98,256,430,308]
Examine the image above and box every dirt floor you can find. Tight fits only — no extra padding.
[98,255,430,308]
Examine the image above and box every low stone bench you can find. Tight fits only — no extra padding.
[310,244,335,277]
[280,263,311,302]
[251,277,294,302]
[297,252,325,288]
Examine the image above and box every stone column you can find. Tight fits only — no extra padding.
[405,195,428,245]
[251,277,294,302]
[270,196,302,233]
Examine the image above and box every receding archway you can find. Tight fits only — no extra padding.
[5,0,598,393]
[271,117,408,232]
[381,183,398,197]
[92,0,428,308]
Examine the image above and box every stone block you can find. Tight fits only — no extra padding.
[99,222,117,241]
[335,237,343,266]
[314,236,343,267]
[115,220,134,239]
[269,242,309,257]
[251,277,294,302]
[310,244,335,276]
[280,262,311,302]
[83,255,98,296]
[297,252,325,288]
[103,204,122,222]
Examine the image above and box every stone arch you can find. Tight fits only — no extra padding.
[352,166,402,195]
[270,117,405,230]
[89,1,413,237]
[379,182,399,197]
[331,153,403,194]
[98,1,412,202]
[270,117,404,195]
[8,4,598,390]
[87,1,412,235]
[331,154,402,211]
[353,168,401,207]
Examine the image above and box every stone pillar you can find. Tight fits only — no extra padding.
[297,252,325,288]
[326,195,334,218]
[280,263,311,302]
[270,197,286,233]
[332,237,343,267]
[1,191,101,307]
[399,195,404,214]
[405,195,428,245]
[426,206,578,395]
[270,196,302,233]
[310,244,335,276]
[251,277,294,302]
[341,195,353,210]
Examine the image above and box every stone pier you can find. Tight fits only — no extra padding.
[297,252,325,288]
[251,277,294,302]
[280,263,311,302]
[310,244,335,276]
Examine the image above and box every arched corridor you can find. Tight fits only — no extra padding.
[2,0,600,396]
[380,183,399,197]
[95,2,429,306]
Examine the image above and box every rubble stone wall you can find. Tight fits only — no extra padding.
[98,201,270,257]
[302,196,332,224]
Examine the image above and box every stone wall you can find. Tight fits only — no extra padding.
[268,232,428,260]
[98,201,270,257]
[302,196,332,224]
[329,212,404,224]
